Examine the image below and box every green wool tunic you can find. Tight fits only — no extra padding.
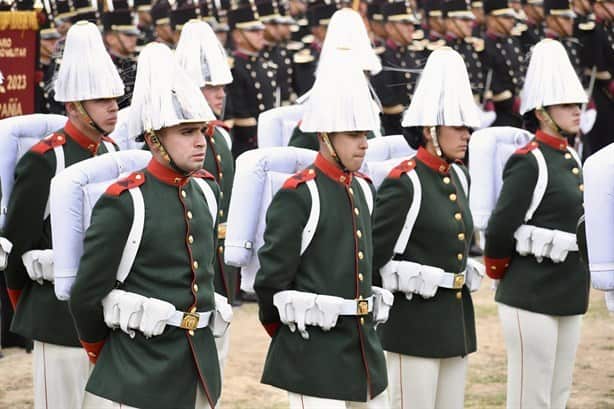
[204,125,238,302]
[4,121,116,347]
[69,159,221,409]
[254,153,388,402]
[372,147,476,358]
[485,130,590,316]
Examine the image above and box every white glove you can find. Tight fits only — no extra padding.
[605,291,614,313]
[466,259,485,292]
[273,290,318,339]
[371,286,394,326]
[396,261,422,300]
[22,249,54,284]
[139,297,176,338]
[273,290,299,332]
[291,292,317,340]
[549,230,577,263]
[115,291,147,338]
[211,293,233,338]
[0,237,13,271]
[531,227,555,262]
[417,265,443,299]
[380,260,400,292]
[101,289,125,329]
[514,225,535,256]
[313,295,343,331]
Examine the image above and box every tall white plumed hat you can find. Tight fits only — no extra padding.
[520,39,587,115]
[175,19,233,87]
[402,47,480,128]
[128,42,215,138]
[54,21,125,102]
[317,8,382,76]
[300,45,379,133]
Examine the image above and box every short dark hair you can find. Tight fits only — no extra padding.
[402,126,426,149]
[522,109,540,133]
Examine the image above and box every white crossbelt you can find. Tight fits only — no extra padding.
[167,310,213,329]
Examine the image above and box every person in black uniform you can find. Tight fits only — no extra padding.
[520,0,545,51]
[102,1,139,109]
[134,0,156,51]
[226,0,277,157]
[372,0,427,135]
[482,0,527,127]
[37,2,61,114]
[150,0,176,48]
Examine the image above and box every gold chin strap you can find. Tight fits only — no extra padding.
[74,101,108,136]
[537,106,575,139]
[148,131,171,163]
[322,132,348,171]
[430,126,443,157]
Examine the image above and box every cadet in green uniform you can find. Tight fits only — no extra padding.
[254,46,389,408]
[3,21,124,409]
[484,39,589,409]
[176,18,238,377]
[70,42,221,409]
[373,48,481,409]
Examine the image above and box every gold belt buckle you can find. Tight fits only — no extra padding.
[180,312,200,330]
[453,273,465,289]
[357,299,369,316]
[218,223,227,240]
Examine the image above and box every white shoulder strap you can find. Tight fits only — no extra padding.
[217,126,232,150]
[193,178,218,224]
[44,146,66,220]
[450,164,468,198]
[116,187,146,283]
[355,176,374,215]
[393,169,422,255]
[102,140,117,153]
[300,179,320,255]
[567,146,582,167]
[525,148,548,222]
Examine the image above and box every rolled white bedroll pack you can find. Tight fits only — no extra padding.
[583,142,614,312]
[0,114,67,270]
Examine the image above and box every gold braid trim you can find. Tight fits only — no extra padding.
[0,11,39,30]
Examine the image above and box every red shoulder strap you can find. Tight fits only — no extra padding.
[514,141,539,155]
[193,169,216,181]
[30,133,66,155]
[105,172,146,196]
[353,171,372,184]
[388,159,417,179]
[282,168,317,189]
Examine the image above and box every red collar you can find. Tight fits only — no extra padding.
[386,38,402,50]
[147,158,190,186]
[536,130,568,151]
[416,146,450,174]
[64,120,102,155]
[314,153,353,186]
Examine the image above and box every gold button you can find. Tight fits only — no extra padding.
[88,352,96,357]
[579,184,584,192]
[190,306,197,313]
[449,193,457,202]
[216,154,222,161]
[572,167,579,175]
[308,169,315,175]
[340,176,346,183]
[219,172,223,179]
[456,291,462,300]
[219,210,224,217]
[490,265,497,270]
[188,235,194,244]
[181,190,187,198]
[193,260,199,269]
[357,230,362,239]
[458,233,465,241]
[354,208,360,216]
[220,191,224,198]
[454,213,462,221]
[193,283,199,292]
[348,187,354,195]
[189,330,195,336]
[218,246,223,254]
[360,317,365,325]
[187,211,193,219]
[457,253,463,261]
[564,153,572,159]
[443,176,450,184]
[135,174,142,180]
[358,251,364,260]
[358,273,364,281]
[57,135,64,141]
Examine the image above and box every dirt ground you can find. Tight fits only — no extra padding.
[1,279,613,409]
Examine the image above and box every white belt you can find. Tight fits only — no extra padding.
[438,271,466,290]
[167,310,213,330]
[338,296,374,316]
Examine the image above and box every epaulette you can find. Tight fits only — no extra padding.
[286,41,304,51]
[426,39,446,51]
[227,56,235,69]
[412,29,425,40]
[514,140,539,155]
[466,37,485,52]
[511,24,527,36]
[408,41,425,52]
[578,21,595,31]
[30,132,66,155]
[374,46,386,55]
[105,172,146,196]
[282,168,316,189]
[354,171,373,184]
[193,169,216,181]
[388,158,417,179]
[293,49,315,64]
[301,34,315,45]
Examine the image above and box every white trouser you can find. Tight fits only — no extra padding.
[215,325,231,377]
[386,352,467,409]
[82,386,211,409]
[33,341,91,409]
[288,390,390,409]
[498,303,583,409]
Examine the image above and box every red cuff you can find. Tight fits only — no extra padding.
[512,97,521,114]
[263,322,281,338]
[7,289,22,310]
[484,256,511,280]
[608,80,614,96]
[80,339,106,364]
